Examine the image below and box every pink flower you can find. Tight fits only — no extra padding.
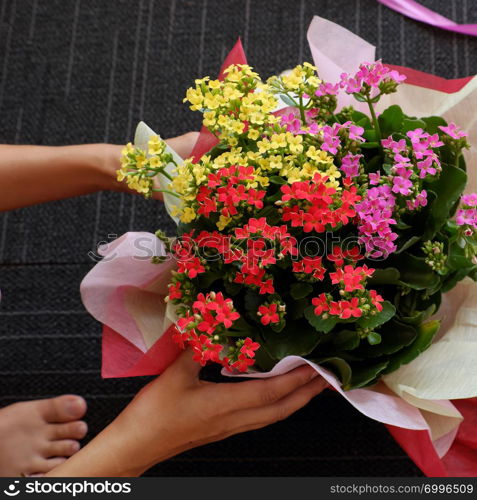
[315,82,339,96]
[382,137,407,153]
[369,172,381,185]
[392,176,413,196]
[461,193,477,207]
[439,122,468,140]
[417,156,437,178]
[340,61,406,95]
[340,153,362,178]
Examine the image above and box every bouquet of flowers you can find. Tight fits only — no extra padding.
[81,17,477,476]
[117,58,475,389]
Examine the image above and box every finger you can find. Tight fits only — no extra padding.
[165,348,202,384]
[227,377,328,432]
[217,364,321,412]
[165,132,199,159]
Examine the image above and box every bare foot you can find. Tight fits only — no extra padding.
[0,395,88,476]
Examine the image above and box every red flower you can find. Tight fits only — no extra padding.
[339,298,362,319]
[293,256,325,280]
[167,282,182,300]
[259,279,275,295]
[177,256,205,279]
[327,245,364,267]
[231,354,256,372]
[240,338,260,357]
[369,289,384,312]
[330,265,374,292]
[312,294,329,316]
[258,303,280,325]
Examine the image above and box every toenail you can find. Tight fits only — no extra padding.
[70,441,80,453]
[77,421,88,435]
[65,398,84,417]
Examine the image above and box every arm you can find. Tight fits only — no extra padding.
[46,351,327,477]
[0,133,198,211]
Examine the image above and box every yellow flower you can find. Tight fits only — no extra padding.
[270,133,287,150]
[286,132,303,154]
[203,92,221,110]
[208,79,221,90]
[257,138,271,154]
[180,206,197,223]
[192,164,207,185]
[248,128,260,141]
[148,135,164,156]
[184,88,204,110]
[217,214,232,230]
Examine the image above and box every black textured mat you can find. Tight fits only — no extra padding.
[1,0,476,476]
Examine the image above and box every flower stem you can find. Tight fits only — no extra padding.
[299,95,306,125]
[366,95,382,147]
[152,188,180,198]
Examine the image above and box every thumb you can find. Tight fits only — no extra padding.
[169,348,202,384]
[165,132,199,159]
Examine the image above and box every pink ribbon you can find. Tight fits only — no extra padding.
[377,0,477,36]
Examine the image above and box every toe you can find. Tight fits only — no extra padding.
[38,395,87,423]
[30,457,67,475]
[46,439,80,458]
[49,421,88,441]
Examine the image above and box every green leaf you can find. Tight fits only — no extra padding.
[260,321,322,360]
[360,141,379,149]
[289,298,308,320]
[332,329,360,351]
[422,115,447,135]
[224,280,242,296]
[378,105,404,137]
[290,282,314,300]
[357,301,396,330]
[383,320,440,374]
[355,319,418,358]
[368,267,401,285]
[312,357,352,386]
[353,93,367,103]
[344,359,389,390]
[395,235,421,255]
[390,252,440,290]
[399,303,437,325]
[280,94,296,107]
[269,175,287,185]
[362,130,377,142]
[351,111,372,129]
[401,118,427,133]
[197,271,222,288]
[304,306,337,333]
[367,332,382,345]
[253,346,278,371]
[424,165,467,238]
[244,290,263,321]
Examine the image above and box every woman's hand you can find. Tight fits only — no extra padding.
[0,132,199,211]
[47,351,327,477]
[99,132,200,198]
